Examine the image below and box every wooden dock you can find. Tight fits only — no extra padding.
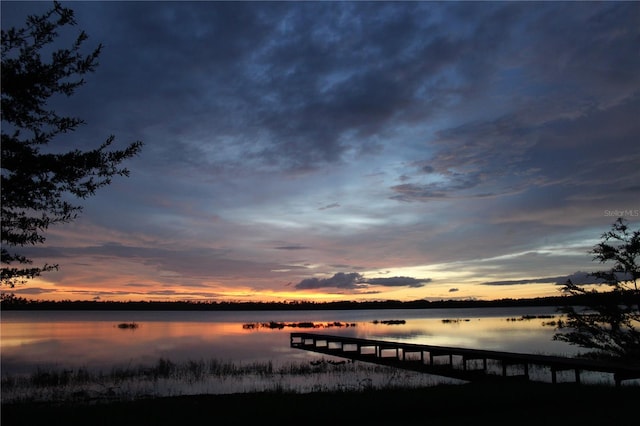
[290,332,640,386]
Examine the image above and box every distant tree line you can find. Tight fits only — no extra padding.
[0,293,613,311]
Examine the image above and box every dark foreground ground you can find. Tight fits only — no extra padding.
[2,381,638,426]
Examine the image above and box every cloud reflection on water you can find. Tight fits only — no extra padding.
[1,307,580,375]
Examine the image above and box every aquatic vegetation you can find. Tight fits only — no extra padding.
[0,357,456,404]
[371,319,406,325]
[506,315,555,322]
[116,322,139,329]
[241,321,357,330]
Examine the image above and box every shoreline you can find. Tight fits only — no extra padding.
[0,293,594,311]
[0,358,463,405]
[3,381,639,425]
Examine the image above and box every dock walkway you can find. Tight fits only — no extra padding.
[290,332,640,386]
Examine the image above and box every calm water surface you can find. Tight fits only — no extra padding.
[1,306,581,375]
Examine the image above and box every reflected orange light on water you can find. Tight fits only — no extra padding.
[355,316,555,350]
[1,307,576,376]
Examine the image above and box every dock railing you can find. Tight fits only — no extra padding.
[291,332,640,386]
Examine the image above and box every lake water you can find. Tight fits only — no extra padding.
[1,306,580,376]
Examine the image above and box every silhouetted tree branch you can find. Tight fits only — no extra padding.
[1,1,143,287]
[554,218,640,362]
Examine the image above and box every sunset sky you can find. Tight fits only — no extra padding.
[2,1,639,303]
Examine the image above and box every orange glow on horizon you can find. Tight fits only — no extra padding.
[7,275,566,304]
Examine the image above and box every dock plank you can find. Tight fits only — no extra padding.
[290,332,640,386]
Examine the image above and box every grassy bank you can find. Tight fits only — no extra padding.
[0,357,460,404]
[3,356,638,425]
[3,381,639,426]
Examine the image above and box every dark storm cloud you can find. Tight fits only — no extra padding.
[558,271,607,285]
[233,2,458,171]
[294,273,430,290]
[9,287,53,295]
[364,276,431,288]
[389,2,640,204]
[559,271,634,286]
[483,277,569,286]
[6,1,636,180]
[46,1,534,174]
[391,115,536,202]
[392,91,640,203]
[482,271,607,286]
[295,272,365,290]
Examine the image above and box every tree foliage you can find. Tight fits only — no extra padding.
[1,2,143,286]
[554,218,640,362]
